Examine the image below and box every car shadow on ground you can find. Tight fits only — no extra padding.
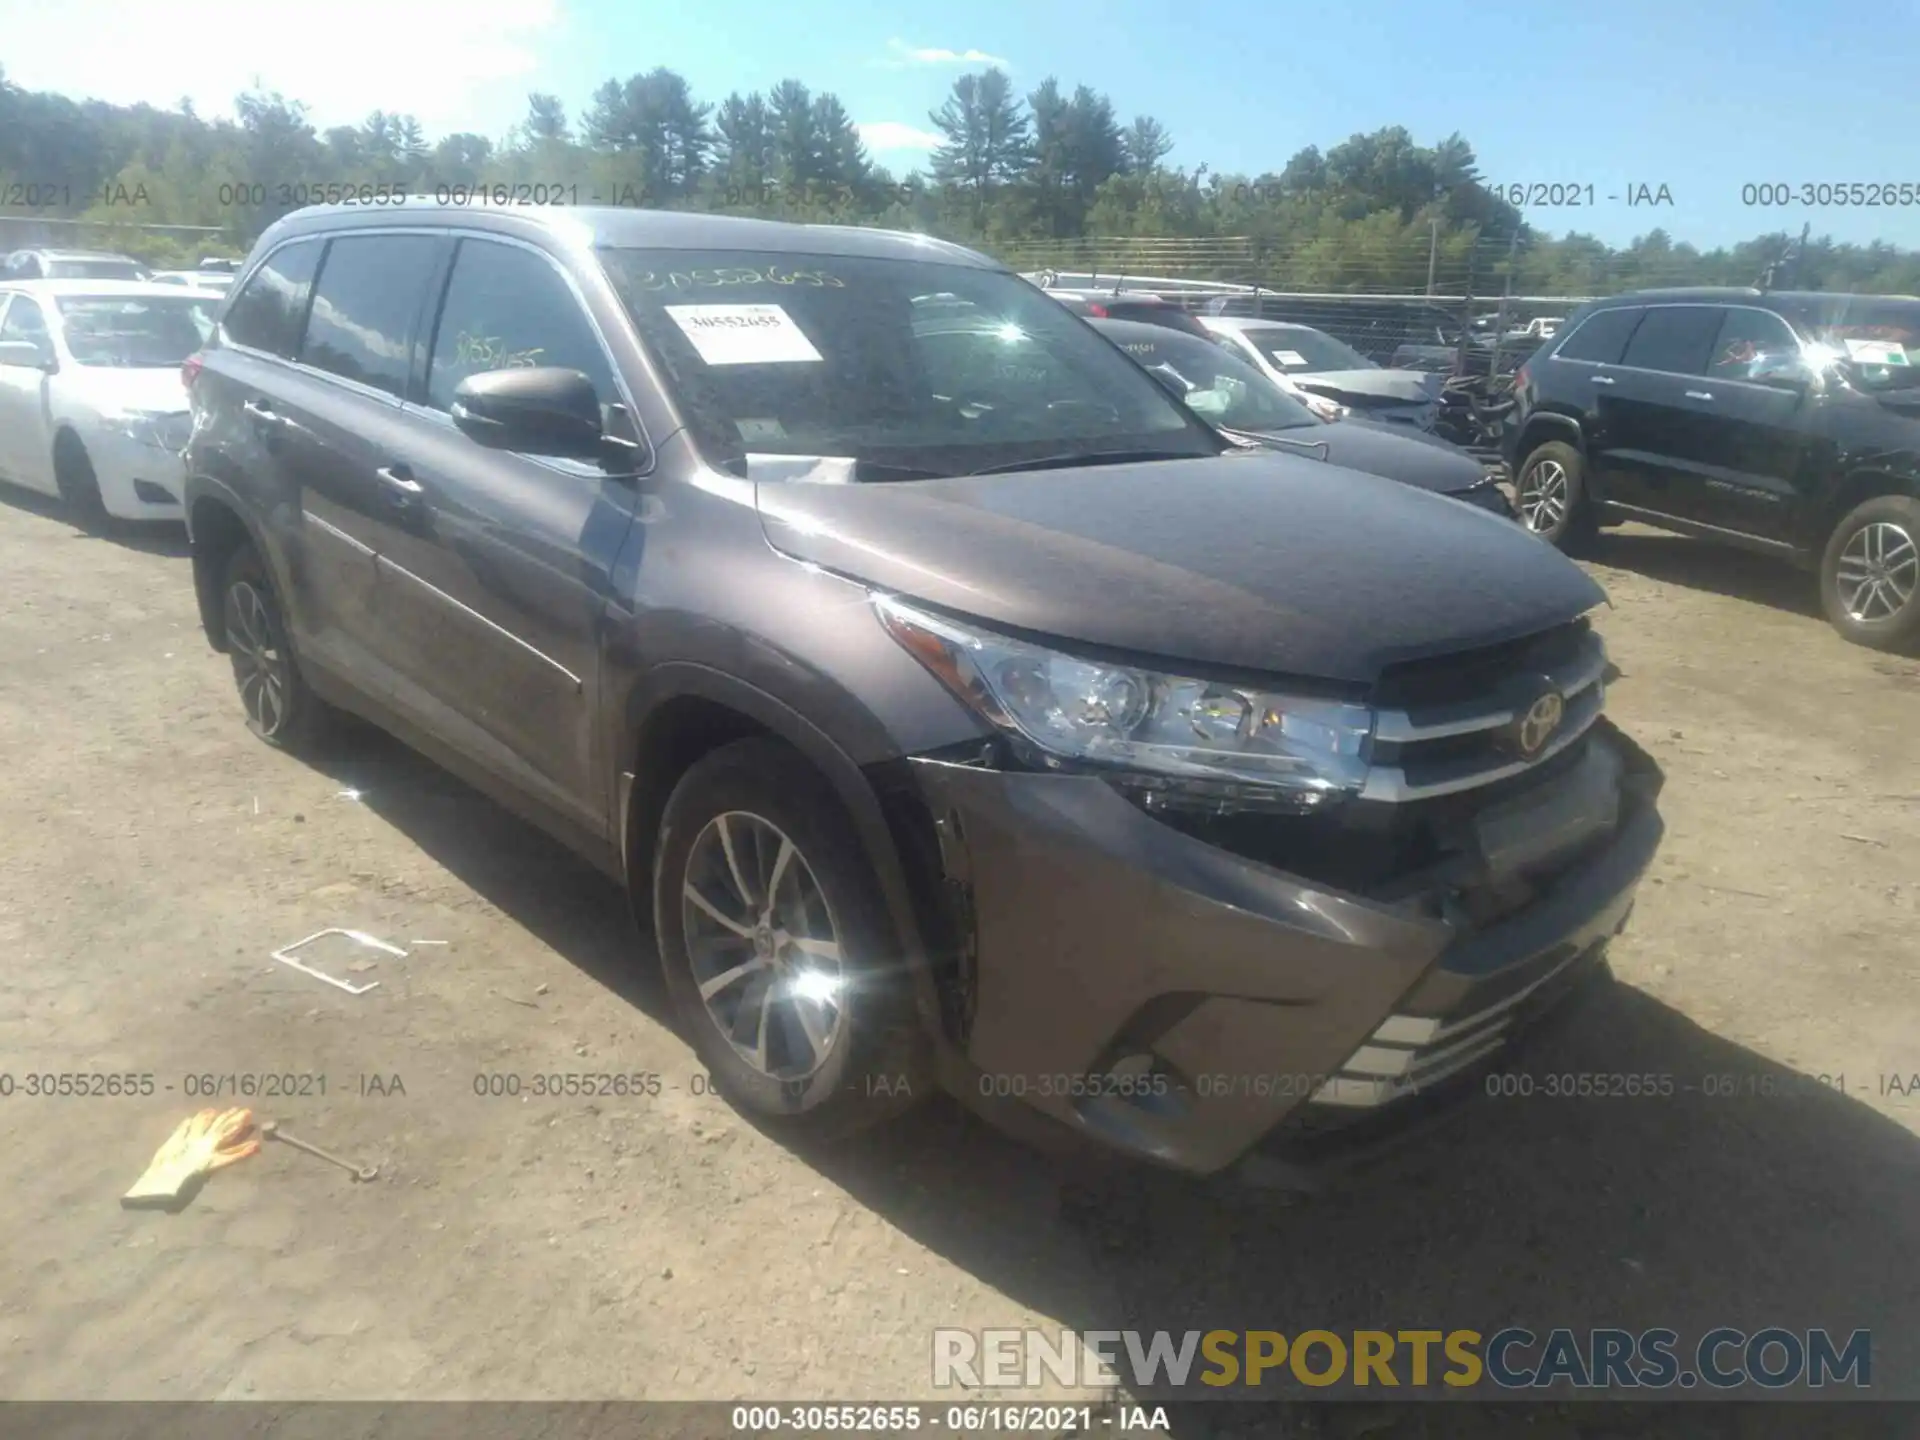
[1587,528,1821,620]
[292,723,1920,1435]
[0,480,192,556]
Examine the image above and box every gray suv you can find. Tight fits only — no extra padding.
[181,202,1664,1177]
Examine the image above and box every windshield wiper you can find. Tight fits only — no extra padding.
[963,448,1206,477]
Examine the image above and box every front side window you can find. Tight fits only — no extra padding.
[222,238,323,357]
[0,296,48,345]
[1706,309,1802,382]
[55,295,217,367]
[299,234,441,398]
[1620,306,1721,375]
[599,249,1217,477]
[425,239,618,413]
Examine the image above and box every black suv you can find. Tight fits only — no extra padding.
[1506,287,1920,650]
[181,202,1663,1178]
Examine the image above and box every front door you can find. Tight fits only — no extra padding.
[0,296,57,492]
[373,234,642,835]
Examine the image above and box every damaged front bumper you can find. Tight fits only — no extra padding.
[906,722,1665,1176]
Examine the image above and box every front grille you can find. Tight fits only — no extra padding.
[1362,623,1608,803]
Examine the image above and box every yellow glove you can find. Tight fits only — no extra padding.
[122,1108,260,1209]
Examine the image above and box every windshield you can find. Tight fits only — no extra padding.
[1241,326,1375,373]
[599,248,1219,476]
[55,294,218,367]
[1100,324,1320,432]
[1789,300,1920,393]
[47,259,146,280]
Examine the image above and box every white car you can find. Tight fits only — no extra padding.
[1196,315,1357,420]
[0,280,221,524]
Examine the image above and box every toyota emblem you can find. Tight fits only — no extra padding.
[1516,691,1565,759]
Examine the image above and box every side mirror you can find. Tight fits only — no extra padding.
[0,339,55,372]
[451,366,605,459]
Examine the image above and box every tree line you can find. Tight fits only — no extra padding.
[3,61,1918,296]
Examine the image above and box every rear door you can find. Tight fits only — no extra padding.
[274,231,448,688]
[371,234,643,834]
[1594,304,1721,516]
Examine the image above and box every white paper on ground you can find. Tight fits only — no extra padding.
[665,303,823,365]
[1843,338,1909,365]
[745,453,857,484]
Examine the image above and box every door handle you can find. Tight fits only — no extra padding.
[1684,390,1713,401]
[375,464,423,496]
[1590,374,1615,386]
[242,400,281,424]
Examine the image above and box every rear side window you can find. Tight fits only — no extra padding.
[299,235,441,397]
[1620,306,1721,375]
[1555,306,1643,364]
[423,239,619,413]
[222,239,322,357]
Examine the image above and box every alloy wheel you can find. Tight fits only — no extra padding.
[680,811,847,1082]
[1516,458,1569,534]
[224,580,289,735]
[1835,521,1919,623]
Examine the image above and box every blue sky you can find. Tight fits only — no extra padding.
[4,0,1917,250]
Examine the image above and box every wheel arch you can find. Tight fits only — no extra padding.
[1814,468,1920,549]
[184,483,278,653]
[619,665,950,1047]
[1514,412,1586,463]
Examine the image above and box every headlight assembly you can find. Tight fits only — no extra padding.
[874,594,1374,813]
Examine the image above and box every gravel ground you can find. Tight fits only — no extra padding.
[0,485,1915,1431]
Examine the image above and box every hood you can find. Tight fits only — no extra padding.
[1250,417,1489,495]
[1292,368,1444,410]
[59,365,190,417]
[756,451,1604,685]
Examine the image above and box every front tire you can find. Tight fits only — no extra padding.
[1821,495,1920,652]
[1513,439,1596,552]
[653,738,932,1141]
[221,543,332,750]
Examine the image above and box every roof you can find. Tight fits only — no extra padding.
[6,248,140,262]
[259,200,999,269]
[0,279,222,299]
[1200,315,1324,335]
[1606,286,1920,306]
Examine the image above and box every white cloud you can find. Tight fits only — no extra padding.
[857,121,944,153]
[875,38,1010,69]
[0,0,562,136]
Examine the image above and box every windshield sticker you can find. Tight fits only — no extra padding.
[665,304,824,366]
[632,266,846,293]
[734,417,788,442]
[1271,350,1309,366]
[1843,338,1910,366]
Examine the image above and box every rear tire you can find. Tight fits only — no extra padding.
[1513,439,1596,553]
[52,434,109,532]
[653,738,932,1142]
[1820,495,1920,652]
[221,542,333,751]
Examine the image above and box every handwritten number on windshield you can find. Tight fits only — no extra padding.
[629,267,846,293]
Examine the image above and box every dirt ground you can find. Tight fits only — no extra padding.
[0,484,1916,1425]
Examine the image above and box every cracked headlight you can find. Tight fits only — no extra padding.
[875,594,1374,813]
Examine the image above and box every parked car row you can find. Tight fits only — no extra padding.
[145,200,1667,1184]
[1506,287,1920,649]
